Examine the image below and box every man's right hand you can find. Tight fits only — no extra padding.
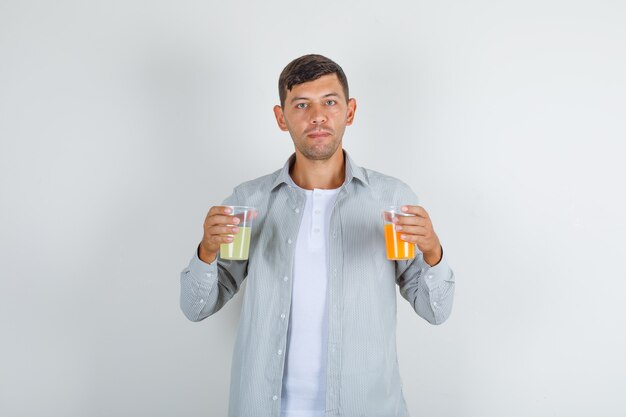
[198,206,240,264]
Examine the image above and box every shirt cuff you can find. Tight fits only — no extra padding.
[189,247,219,284]
[420,248,454,291]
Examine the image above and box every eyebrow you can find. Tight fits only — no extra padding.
[290,92,341,104]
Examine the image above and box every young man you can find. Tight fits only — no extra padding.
[180,54,455,417]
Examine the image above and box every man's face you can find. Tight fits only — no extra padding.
[274,74,356,161]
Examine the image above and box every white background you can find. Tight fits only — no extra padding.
[1,1,625,416]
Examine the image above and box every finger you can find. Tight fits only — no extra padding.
[208,206,233,216]
[205,206,234,225]
[205,214,240,227]
[207,225,241,236]
[394,225,429,236]
[395,216,427,227]
[400,234,431,247]
[207,233,235,244]
[401,205,429,219]
[399,230,431,242]
[398,232,419,244]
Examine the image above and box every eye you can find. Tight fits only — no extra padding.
[296,103,308,109]
[325,100,337,106]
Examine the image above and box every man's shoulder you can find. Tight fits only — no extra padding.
[360,166,414,190]
[355,165,419,204]
[232,168,282,194]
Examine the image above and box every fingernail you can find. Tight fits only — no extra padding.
[395,226,403,231]
[400,234,407,240]
[401,206,408,212]
[233,218,240,224]
[232,227,239,233]
[224,207,232,213]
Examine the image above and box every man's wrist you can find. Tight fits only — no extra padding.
[198,244,218,264]
[423,245,443,267]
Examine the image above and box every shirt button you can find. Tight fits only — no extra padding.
[295,208,300,213]
[427,274,434,280]
[287,238,293,244]
[205,272,212,277]
[280,313,286,319]
[272,395,278,401]
[314,209,321,214]
[200,299,204,303]
[277,349,283,355]
[313,227,320,233]
[433,301,439,308]
[283,276,289,282]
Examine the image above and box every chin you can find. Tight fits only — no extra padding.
[306,147,341,161]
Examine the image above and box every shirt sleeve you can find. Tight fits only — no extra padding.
[179,189,249,322]
[395,248,455,325]
[391,181,455,325]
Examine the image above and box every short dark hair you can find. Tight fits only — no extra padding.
[278,54,349,107]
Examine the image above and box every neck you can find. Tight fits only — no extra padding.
[290,148,345,190]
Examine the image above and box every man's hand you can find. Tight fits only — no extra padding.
[394,205,443,266]
[198,206,240,264]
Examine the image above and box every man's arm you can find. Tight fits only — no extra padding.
[180,195,248,322]
[395,249,455,325]
[180,245,248,322]
[394,205,455,325]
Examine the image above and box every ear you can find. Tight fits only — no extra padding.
[345,98,357,126]
[273,105,289,131]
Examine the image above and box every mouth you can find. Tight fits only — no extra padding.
[306,130,332,139]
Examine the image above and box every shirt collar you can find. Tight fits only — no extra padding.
[270,149,369,191]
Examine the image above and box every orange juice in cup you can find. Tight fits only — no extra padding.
[382,206,416,260]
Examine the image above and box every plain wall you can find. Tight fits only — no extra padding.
[1,1,625,416]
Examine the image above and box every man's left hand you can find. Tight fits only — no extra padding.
[394,205,443,266]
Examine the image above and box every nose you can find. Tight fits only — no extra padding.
[310,105,327,125]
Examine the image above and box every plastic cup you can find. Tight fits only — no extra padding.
[220,206,256,260]
[382,206,416,260]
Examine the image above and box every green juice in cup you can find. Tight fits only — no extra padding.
[219,206,256,261]
[220,226,251,260]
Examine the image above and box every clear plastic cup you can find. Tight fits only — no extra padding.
[382,206,416,260]
[220,206,257,260]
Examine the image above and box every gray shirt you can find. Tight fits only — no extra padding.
[180,151,455,417]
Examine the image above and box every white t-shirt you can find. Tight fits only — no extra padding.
[281,187,340,417]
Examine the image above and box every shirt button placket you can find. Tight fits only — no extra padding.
[329,213,342,411]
